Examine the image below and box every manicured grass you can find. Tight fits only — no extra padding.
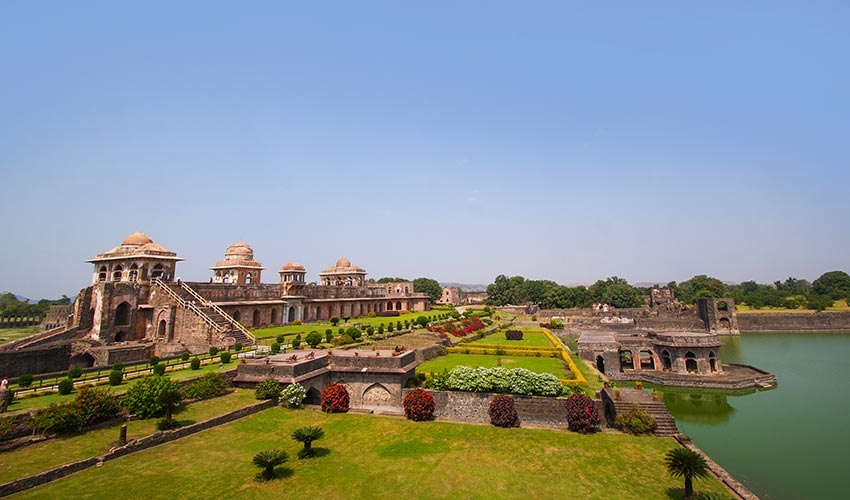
[252,310,451,342]
[0,390,258,485]
[7,408,729,500]
[5,365,237,414]
[417,353,569,378]
[571,354,605,393]
[469,330,555,347]
[736,299,850,314]
[0,326,39,345]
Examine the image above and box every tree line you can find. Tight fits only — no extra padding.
[0,292,71,317]
[485,271,850,311]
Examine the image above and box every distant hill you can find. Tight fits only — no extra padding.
[1,291,31,303]
[439,282,488,292]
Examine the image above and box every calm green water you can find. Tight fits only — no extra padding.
[663,332,850,500]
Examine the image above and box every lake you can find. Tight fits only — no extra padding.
[661,332,850,500]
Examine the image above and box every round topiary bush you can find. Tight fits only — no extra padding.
[615,404,657,435]
[270,342,281,354]
[233,343,243,352]
[255,378,282,400]
[190,357,201,370]
[57,378,74,395]
[153,362,166,376]
[112,362,124,371]
[306,331,323,348]
[67,367,83,379]
[181,352,190,361]
[276,334,285,344]
[17,374,34,388]
[565,394,601,434]
[489,394,520,428]
[321,384,349,413]
[220,352,232,364]
[148,356,160,366]
[108,369,123,386]
[209,346,219,356]
[403,388,435,421]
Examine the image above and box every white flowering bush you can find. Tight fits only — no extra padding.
[441,366,562,397]
[280,383,307,408]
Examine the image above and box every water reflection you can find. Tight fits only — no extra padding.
[661,389,743,425]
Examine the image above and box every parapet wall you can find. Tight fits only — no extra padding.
[737,312,850,332]
[0,344,71,378]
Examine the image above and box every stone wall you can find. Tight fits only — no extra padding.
[0,344,71,378]
[410,389,598,428]
[737,311,850,331]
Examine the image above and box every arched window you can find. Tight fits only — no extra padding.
[717,301,729,311]
[252,309,260,326]
[396,301,402,311]
[662,350,672,370]
[114,302,131,326]
[639,349,655,370]
[223,273,231,284]
[709,351,718,372]
[246,273,253,285]
[112,265,123,282]
[289,306,296,323]
[128,264,138,282]
[157,320,167,338]
[98,266,107,282]
[151,264,164,279]
[685,351,698,373]
[619,350,634,371]
[387,301,393,311]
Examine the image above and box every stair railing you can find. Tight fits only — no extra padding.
[179,281,256,344]
[151,278,224,332]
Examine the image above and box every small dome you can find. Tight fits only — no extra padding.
[122,232,153,246]
[225,242,253,258]
[140,242,170,253]
[280,262,305,272]
[336,257,351,268]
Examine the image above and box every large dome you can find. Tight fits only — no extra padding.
[122,232,153,246]
[336,257,351,268]
[225,242,254,259]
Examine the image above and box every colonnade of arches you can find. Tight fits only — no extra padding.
[618,348,719,374]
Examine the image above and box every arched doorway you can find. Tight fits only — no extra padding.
[233,311,241,323]
[640,349,655,370]
[718,318,731,331]
[387,301,393,311]
[685,351,698,373]
[596,355,605,373]
[619,350,634,372]
[709,351,718,372]
[270,308,278,324]
[70,353,95,368]
[288,306,296,323]
[115,330,128,342]
[662,350,672,370]
[396,301,402,311]
[114,302,131,326]
[157,319,167,338]
[252,309,260,327]
[305,387,322,406]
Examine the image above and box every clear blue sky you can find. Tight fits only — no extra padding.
[1,1,848,299]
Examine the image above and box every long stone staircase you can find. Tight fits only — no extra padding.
[151,279,255,346]
[602,388,679,437]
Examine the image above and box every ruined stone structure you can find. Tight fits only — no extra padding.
[233,348,418,411]
[697,297,739,334]
[40,305,73,331]
[0,233,430,376]
[438,287,462,306]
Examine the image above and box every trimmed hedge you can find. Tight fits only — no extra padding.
[430,366,562,397]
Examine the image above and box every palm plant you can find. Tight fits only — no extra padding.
[156,385,183,423]
[252,449,287,481]
[664,447,711,500]
[291,425,325,458]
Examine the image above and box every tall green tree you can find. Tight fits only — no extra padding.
[813,271,850,300]
[664,448,711,500]
[676,275,727,304]
[413,277,442,303]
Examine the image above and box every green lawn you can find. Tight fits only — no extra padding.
[417,353,569,379]
[736,299,850,313]
[0,326,39,345]
[5,364,238,414]
[7,408,729,500]
[571,354,605,393]
[252,309,451,341]
[469,330,555,347]
[0,390,258,485]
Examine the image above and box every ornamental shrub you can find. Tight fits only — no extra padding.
[184,372,230,399]
[58,378,74,395]
[441,366,561,397]
[108,369,123,386]
[209,346,219,356]
[321,384,349,413]
[403,389,435,421]
[378,325,384,335]
[233,343,244,352]
[387,323,394,333]
[565,394,601,434]
[148,356,160,366]
[368,311,377,318]
[68,367,83,379]
[153,362,166,376]
[415,316,429,328]
[181,352,190,361]
[366,326,374,336]
[33,403,82,435]
[276,334,285,344]
[74,387,122,426]
[615,404,657,435]
[306,331,323,348]
[190,357,201,370]
[489,394,520,428]
[505,330,524,341]
[325,329,333,342]
[280,383,307,409]
[123,375,181,419]
[330,317,340,326]
[270,342,281,354]
[156,418,181,431]
[396,321,403,330]
[220,352,232,364]
[17,374,34,388]
[292,320,302,325]
[338,327,344,336]
[255,378,281,400]
[346,326,361,341]
[112,362,124,371]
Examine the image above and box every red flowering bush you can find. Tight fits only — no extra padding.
[430,317,488,337]
[403,389,435,421]
[489,394,520,428]
[33,387,122,435]
[565,394,601,434]
[321,384,350,413]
